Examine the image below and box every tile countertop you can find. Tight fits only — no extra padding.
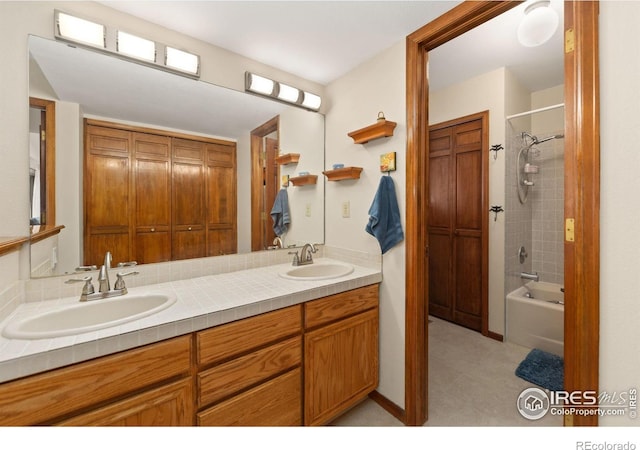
[0,258,381,384]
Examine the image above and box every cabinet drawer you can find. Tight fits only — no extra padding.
[197,305,301,366]
[198,336,301,407]
[0,335,191,425]
[57,379,193,426]
[198,368,302,426]
[304,284,379,329]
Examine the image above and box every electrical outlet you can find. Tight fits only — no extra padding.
[305,203,311,217]
[342,201,350,218]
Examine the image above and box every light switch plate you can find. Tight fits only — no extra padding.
[342,201,350,218]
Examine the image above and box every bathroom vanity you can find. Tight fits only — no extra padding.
[0,262,380,426]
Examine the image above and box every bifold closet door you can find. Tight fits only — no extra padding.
[428,115,487,332]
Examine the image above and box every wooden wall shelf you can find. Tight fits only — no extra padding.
[289,174,318,186]
[322,167,363,181]
[275,153,300,165]
[348,119,397,144]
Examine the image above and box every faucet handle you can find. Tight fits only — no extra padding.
[74,265,98,272]
[65,276,95,295]
[288,251,299,266]
[114,271,139,291]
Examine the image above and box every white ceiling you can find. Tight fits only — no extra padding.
[100,0,564,91]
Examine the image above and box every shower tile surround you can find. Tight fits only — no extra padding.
[0,246,381,383]
[505,123,565,295]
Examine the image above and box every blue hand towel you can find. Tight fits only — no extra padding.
[366,176,404,254]
[270,188,291,236]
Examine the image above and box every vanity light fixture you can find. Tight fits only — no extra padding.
[245,72,322,111]
[53,10,200,78]
[517,0,559,47]
[117,31,156,62]
[302,92,322,110]
[55,10,105,49]
[245,73,275,96]
[165,46,200,76]
[276,83,301,103]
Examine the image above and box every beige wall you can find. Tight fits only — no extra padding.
[599,0,640,426]
[325,40,407,407]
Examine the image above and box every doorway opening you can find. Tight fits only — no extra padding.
[250,116,280,251]
[405,1,600,426]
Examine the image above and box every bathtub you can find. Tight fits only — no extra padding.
[506,281,564,357]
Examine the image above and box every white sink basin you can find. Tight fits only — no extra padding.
[2,293,176,340]
[279,263,354,280]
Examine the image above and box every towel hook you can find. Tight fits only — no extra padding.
[490,144,504,160]
[489,205,504,221]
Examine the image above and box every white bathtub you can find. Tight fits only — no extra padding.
[506,281,564,357]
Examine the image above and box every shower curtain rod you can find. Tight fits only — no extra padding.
[506,103,565,120]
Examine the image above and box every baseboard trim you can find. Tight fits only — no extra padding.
[368,390,406,424]
[488,331,503,342]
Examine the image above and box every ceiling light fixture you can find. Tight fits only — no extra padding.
[517,0,559,48]
[55,11,105,48]
[245,72,322,111]
[53,10,200,78]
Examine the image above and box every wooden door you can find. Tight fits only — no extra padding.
[84,125,132,267]
[206,142,237,256]
[263,137,279,246]
[172,138,206,260]
[133,132,171,263]
[428,113,488,332]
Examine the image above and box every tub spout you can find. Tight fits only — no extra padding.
[520,271,539,282]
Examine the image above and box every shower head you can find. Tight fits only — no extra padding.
[533,134,564,144]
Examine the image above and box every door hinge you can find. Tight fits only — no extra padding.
[565,218,575,242]
[565,28,575,53]
[41,130,46,141]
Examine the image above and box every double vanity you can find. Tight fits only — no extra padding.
[0,254,381,426]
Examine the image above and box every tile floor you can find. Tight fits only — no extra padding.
[332,316,563,426]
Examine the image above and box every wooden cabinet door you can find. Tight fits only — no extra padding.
[304,308,379,426]
[57,379,193,426]
[428,114,487,332]
[133,132,172,263]
[172,138,206,260]
[205,143,237,256]
[84,125,132,267]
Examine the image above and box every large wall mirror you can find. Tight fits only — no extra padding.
[28,35,325,278]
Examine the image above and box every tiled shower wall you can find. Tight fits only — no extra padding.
[505,122,565,295]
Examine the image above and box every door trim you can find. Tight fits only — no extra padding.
[405,0,600,426]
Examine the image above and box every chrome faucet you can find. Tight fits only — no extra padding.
[520,271,540,282]
[66,252,139,301]
[98,251,112,293]
[268,236,284,250]
[297,243,317,266]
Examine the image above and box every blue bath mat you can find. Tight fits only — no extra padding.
[515,348,564,391]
